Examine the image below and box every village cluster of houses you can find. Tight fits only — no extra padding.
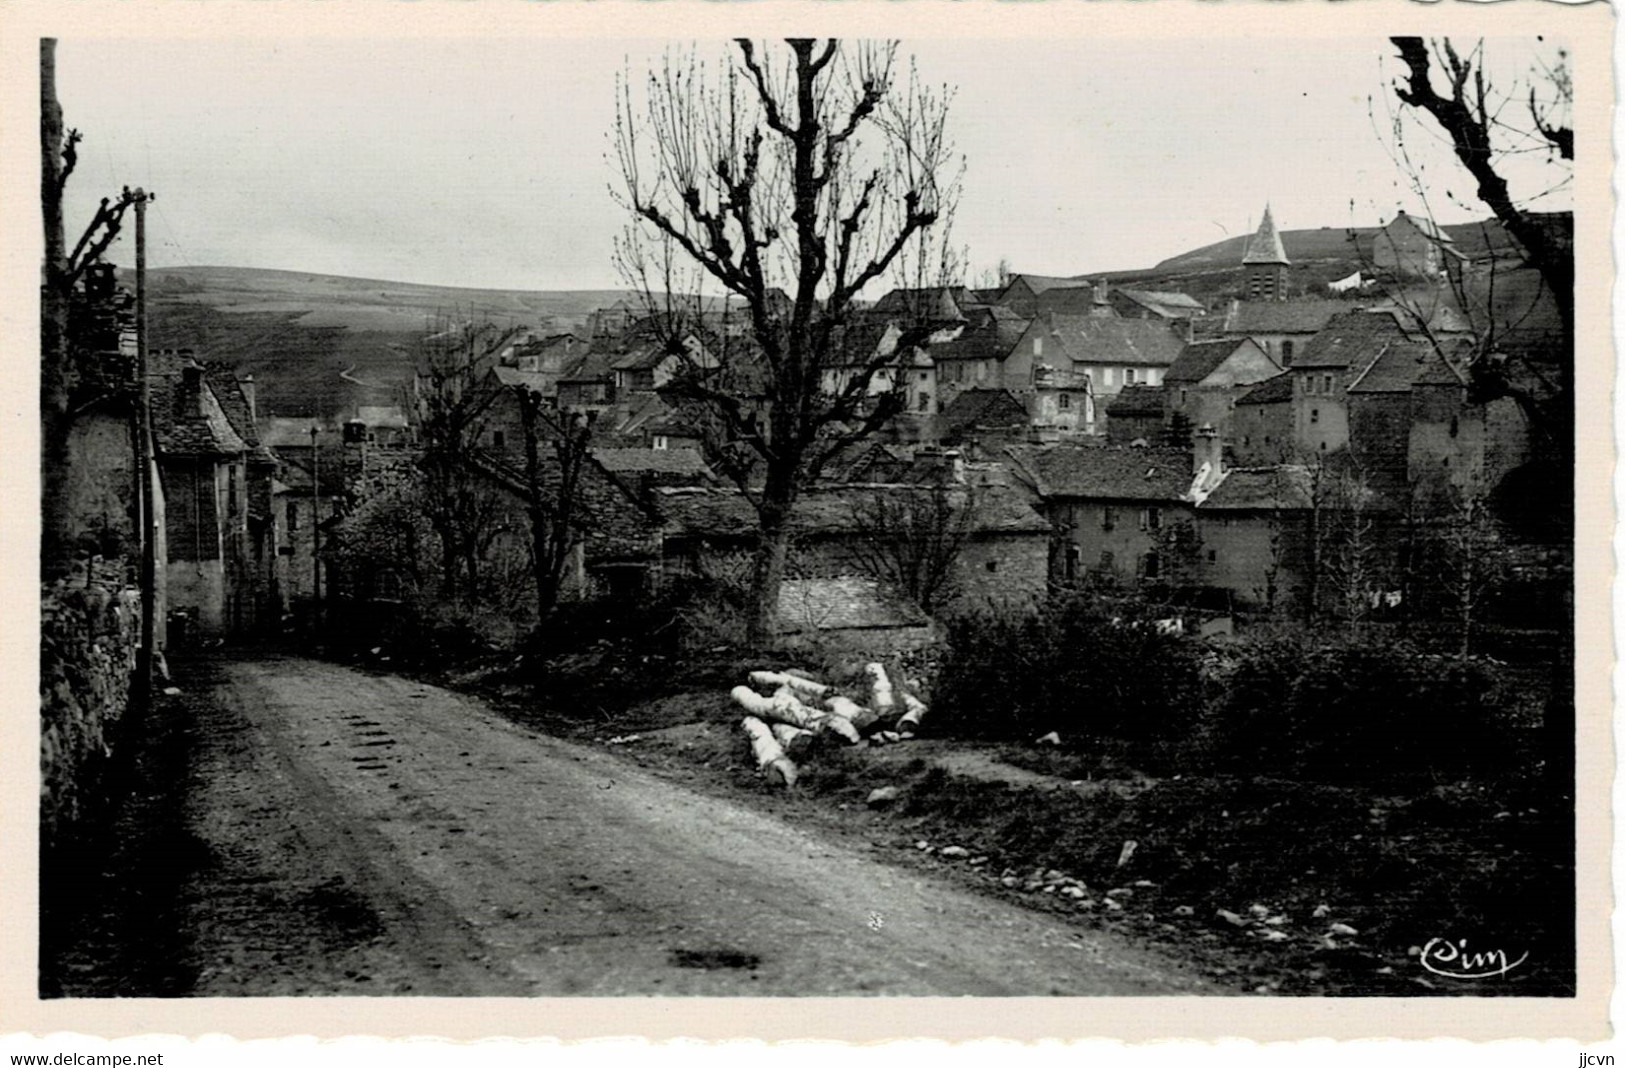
[53,205,1564,650]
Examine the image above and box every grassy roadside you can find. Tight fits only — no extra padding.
[422,643,1571,998]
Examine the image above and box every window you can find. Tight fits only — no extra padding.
[1065,545,1081,582]
[1033,336,1044,357]
[985,560,998,573]
[1311,408,1320,424]
[1142,551,1161,579]
[917,392,930,412]
[1059,394,1071,410]
[1124,368,1138,385]
[287,502,299,531]
[493,430,506,449]
[1322,374,1333,394]
[1449,416,1460,438]
[1103,368,1114,387]
[919,372,929,383]
[1179,389,1188,407]
[1102,505,1117,531]
[1099,550,1115,571]
[1141,507,1161,531]
[1207,549,1218,563]
[653,435,669,451]
[1281,340,1295,365]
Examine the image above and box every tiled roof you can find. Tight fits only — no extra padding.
[1007,443,1193,501]
[1105,384,1168,417]
[871,287,967,322]
[1224,298,1349,335]
[1413,339,1475,387]
[1242,205,1290,265]
[1292,309,1405,370]
[1234,373,1294,406]
[591,447,713,478]
[1345,340,1428,394]
[1202,466,1313,510]
[1042,316,1188,367]
[775,577,929,634]
[1164,339,1243,384]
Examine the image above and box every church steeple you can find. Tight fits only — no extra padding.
[1242,204,1290,300]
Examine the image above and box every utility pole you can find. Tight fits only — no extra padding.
[309,425,322,609]
[133,187,157,707]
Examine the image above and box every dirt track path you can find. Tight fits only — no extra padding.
[69,653,1213,996]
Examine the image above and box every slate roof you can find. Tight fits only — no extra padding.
[560,352,617,382]
[1042,316,1188,367]
[1344,341,1425,394]
[493,366,554,393]
[1164,339,1245,385]
[1115,289,1206,318]
[1224,298,1349,335]
[1242,205,1290,265]
[1292,309,1405,370]
[1414,338,1475,388]
[940,388,1029,430]
[775,577,929,634]
[1007,443,1193,501]
[1105,384,1168,417]
[871,287,968,322]
[591,447,713,478]
[1202,466,1314,510]
[653,483,1051,537]
[929,315,1029,365]
[1234,373,1294,406]
[1006,273,1088,296]
[149,351,249,458]
[1034,286,1107,316]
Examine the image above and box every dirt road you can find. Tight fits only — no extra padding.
[46,653,1211,996]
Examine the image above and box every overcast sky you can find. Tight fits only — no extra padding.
[55,36,1570,291]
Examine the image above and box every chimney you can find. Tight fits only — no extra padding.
[1192,423,1223,488]
[181,359,205,417]
[1183,316,1196,343]
[241,374,257,423]
[1093,279,1109,306]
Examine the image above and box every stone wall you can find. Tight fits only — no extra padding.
[40,557,141,844]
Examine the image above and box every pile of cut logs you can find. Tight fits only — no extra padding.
[732,663,929,788]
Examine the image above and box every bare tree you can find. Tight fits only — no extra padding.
[843,483,980,615]
[516,389,594,622]
[412,317,514,600]
[1384,37,1573,456]
[613,38,961,641]
[40,39,143,578]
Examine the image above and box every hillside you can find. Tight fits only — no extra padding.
[139,266,631,420]
[1149,219,1517,274]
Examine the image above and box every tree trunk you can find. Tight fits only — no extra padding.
[747,463,796,645]
[40,38,72,579]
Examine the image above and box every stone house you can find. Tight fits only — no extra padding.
[994,273,1092,317]
[937,388,1032,450]
[149,350,276,637]
[1221,298,1347,368]
[1230,373,1295,465]
[1108,287,1206,321]
[650,482,1053,613]
[1370,210,1467,280]
[1163,337,1283,442]
[928,307,1030,408]
[1008,433,1314,609]
[1289,309,1410,457]
[1009,315,1186,424]
[773,577,936,654]
[1104,385,1169,444]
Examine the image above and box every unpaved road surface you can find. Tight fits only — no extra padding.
[45,653,1211,996]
